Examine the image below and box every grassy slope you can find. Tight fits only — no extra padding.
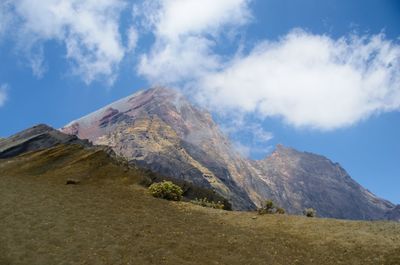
[0,145,399,265]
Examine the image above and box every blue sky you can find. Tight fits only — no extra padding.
[0,0,399,204]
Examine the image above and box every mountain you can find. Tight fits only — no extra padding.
[61,87,396,220]
[62,87,255,209]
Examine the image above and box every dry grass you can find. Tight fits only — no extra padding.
[0,144,399,265]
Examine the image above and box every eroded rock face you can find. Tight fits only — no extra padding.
[61,87,396,220]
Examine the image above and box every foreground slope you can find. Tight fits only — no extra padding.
[61,87,396,220]
[0,145,399,265]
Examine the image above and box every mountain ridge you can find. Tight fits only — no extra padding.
[0,124,92,159]
[61,87,397,220]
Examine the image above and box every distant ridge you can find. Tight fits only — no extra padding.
[0,124,91,159]
[61,87,397,220]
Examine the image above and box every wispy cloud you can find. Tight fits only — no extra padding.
[232,141,274,158]
[0,83,9,107]
[126,26,138,52]
[220,117,274,157]
[0,1,13,40]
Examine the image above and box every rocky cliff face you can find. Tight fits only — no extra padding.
[61,87,397,220]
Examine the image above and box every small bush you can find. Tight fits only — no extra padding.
[276,207,285,214]
[191,198,225,210]
[303,208,317,217]
[258,200,285,215]
[148,181,183,201]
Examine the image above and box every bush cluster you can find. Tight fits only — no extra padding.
[257,200,285,215]
[303,208,317,217]
[191,198,225,210]
[148,181,183,201]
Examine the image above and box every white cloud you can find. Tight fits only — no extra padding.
[197,30,400,130]
[0,84,9,107]
[28,46,47,78]
[6,0,130,84]
[137,0,251,85]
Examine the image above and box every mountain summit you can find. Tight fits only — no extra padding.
[61,87,396,220]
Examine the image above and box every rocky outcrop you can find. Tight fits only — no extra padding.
[61,87,397,220]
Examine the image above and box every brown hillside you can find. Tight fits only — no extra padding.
[0,144,399,265]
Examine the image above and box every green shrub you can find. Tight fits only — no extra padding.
[148,181,183,201]
[191,198,225,210]
[258,200,285,215]
[303,208,317,217]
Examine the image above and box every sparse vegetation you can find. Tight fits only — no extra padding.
[148,180,183,201]
[141,169,232,210]
[191,198,225,209]
[304,208,317,217]
[276,207,286,214]
[258,199,286,215]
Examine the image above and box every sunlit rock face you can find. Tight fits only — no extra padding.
[61,87,396,220]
